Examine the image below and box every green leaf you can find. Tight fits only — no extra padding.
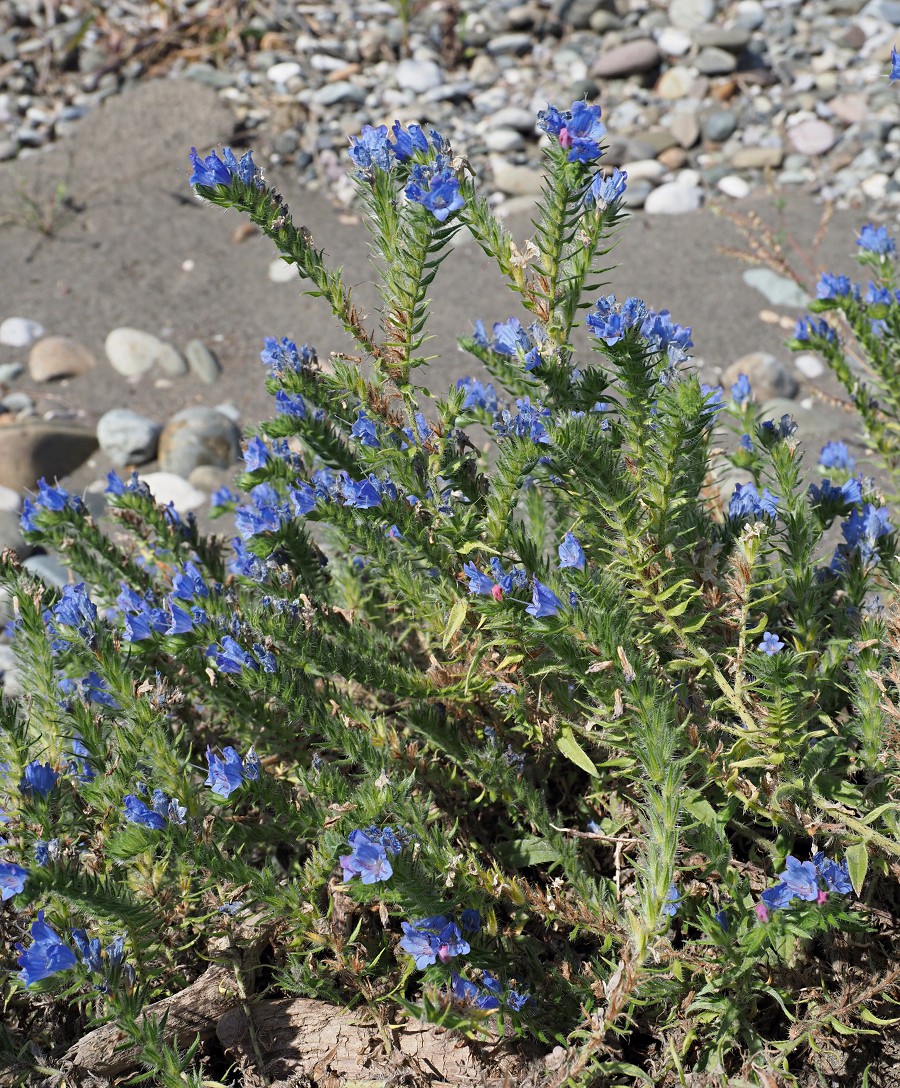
[557,727,600,778]
[846,842,868,896]
[496,836,559,868]
[859,1008,900,1027]
[442,598,468,650]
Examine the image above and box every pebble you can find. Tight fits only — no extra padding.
[0,420,97,492]
[695,48,737,76]
[269,259,297,283]
[137,472,208,513]
[703,110,738,143]
[157,407,242,479]
[722,352,799,401]
[788,118,838,157]
[489,159,544,196]
[185,339,223,384]
[669,0,716,29]
[395,58,444,93]
[670,110,700,149]
[0,485,21,513]
[105,327,186,378]
[23,552,70,589]
[795,352,825,379]
[0,363,23,383]
[96,408,161,467]
[592,40,661,79]
[644,180,702,214]
[28,336,96,382]
[656,66,696,100]
[717,174,751,198]
[1,317,45,348]
[266,61,303,85]
[742,268,810,308]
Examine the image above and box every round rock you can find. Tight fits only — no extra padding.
[0,421,97,492]
[695,47,737,75]
[157,407,242,479]
[794,352,825,379]
[669,0,715,28]
[716,174,750,198]
[656,66,696,99]
[97,408,161,467]
[644,180,702,214]
[28,336,96,382]
[395,58,444,93]
[0,317,45,348]
[703,109,738,142]
[788,119,837,157]
[138,472,208,513]
[105,327,186,378]
[185,339,222,384]
[592,39,660,78]
[670,110,700,149]
[266,61,302,85]
[722,352,799,402]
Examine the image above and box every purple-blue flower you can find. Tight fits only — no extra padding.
[189,146,258,188]
[206,745,259,798]
[794,316,837,344]
[171,561,209,602]
[207,636,260,674]
[728,482,779,522]
[526,577,562,618]
[585,167,627,209]
[779,856,819,902]
[405,165,464,222]
[662,883,680,918]
[816,272,855,301]
[730,373,752,406]
[340,829,394,884]
[19,761,58,798]
[390,120,430,161]
[399,916,470,969]
[16,911,78,987]
[758,632,785,656]
[123,794,167,830]
[348,123,393,172]
[0,861,28,900]
[857,223,896,257]
[457,377,498,413]
[51,583,98,641]
[260,337,316,375]
[892,46,900,81]
[558,532,585,570]
[243,435,270,472]
[813,854,853,895]
[818,441,854,474]
[351,409,380,448]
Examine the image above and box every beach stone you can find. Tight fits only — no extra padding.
[658,146,688,169]
[861,0,900,20]
[214,402,241,423]
[105,327,185,378]
[0,511,29,559]
[703,109,738,142]
[268,259,296,283]
[621,159,667,182]
[395,58,443,93]
[656,66,696,99]
[2,393,35,416]
[828,93,868,125]
[669,0,715,28]
[188,464,236,492]
[157,407,242,478]
[96,408,161,466]
[490,159,543,195]
[486,32,533,55]
[490,106,537,132]
[644,180,702,214]
[788,119,837,157]
[0,485,20,512]
[0,363,23,382]
[657,27,692,55]
[312,81,366,107]
[742,268,810,308]
[795,352,825,379]
[0,317,45,348]
[23,552,69,589]
[730,146,784,169]
[695,47,737,75]
[139,472,208,513]
[0,421,97,492]
[266,61,302,85]
[733,0,764,27]
[484,127,526,153]
[28,336,96,382]
[185,339,222,384]
[592,40,660,78]
[670,110,700,148]
[717,174,750,198]
[723,352,799,401]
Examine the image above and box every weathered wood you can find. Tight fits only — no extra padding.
[217,997,549,1088]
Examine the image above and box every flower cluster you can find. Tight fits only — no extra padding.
[205,745,261,799]
[537,100,606,163]
[757,854,852,920]
[457,377,499,413]
[586,294,693,364]
[493,397,553,444]
[260,337,316,376]
[831,503,893,571]
[123,789,186,829]
[189,146,260,189]
[340,826,407,884]
[728,482,779,522]
[473,317,545,371]
[585,167,628,210]
[16,911,131,990]
[20,477,86,533]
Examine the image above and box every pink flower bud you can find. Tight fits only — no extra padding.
[491,584,503,602]
[754,902,769,923]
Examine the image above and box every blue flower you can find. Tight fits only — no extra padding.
[189,146,258,188]
[339,829,394,884]
[399,916,470,968]
[558,531,585,570]
[813,854,853,895]
[151,788,187,825]
[275,390,308,419]
[539,101,605,162]
[457,377,499,413]
[818,440,855,474]
[71,929,103,973]
[390,120,430,161]
[207,636,259,674]
[206,745,259,798]
[857,223,896,256]
[794,315,837,343]
[243,435,270,472]
[172,561,209,602]
[0,861,28,900]
[526,577,562,618]
[460,908,481,933]
[730,373,752,406]
[892,46,900,81]
[34,839,59,866]
[779,856,819,902]
[16,911,78,987]
[260,337,316,375]
[463,561,497,597]
[19,761,58,798]
[123,794,167,829]
[816,272,855,301]
[758,632,785,656]
[760,880,794,912]
[51,584,98,641]
[842,503,892,554]
[405,165,464,222]
[210,486,240,509]
[351,409,380,448]
[728,482,779,522]
[585,167,627,209]
[348,124,393,172]
[662,883,680,918]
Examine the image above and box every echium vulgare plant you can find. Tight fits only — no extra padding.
[3,99,900,1088]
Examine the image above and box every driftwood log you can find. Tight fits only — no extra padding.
[216,997,549,1088]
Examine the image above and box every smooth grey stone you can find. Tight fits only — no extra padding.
[185,339,222,384]
[2,392,35,415]
[0,510,31,559]
[486,32,534,55]
[692,26,752,52]
[395,58,444,93]
[157,407,242,478]
[97,408,161,466]
[723,352,799,401]
[742,268,810,308]
[23,552,70,588]
[592,39,660,78]
[105,327,186,378]
[669,0,715,28]
[703,109,738,142]
[0,363,23,382]
[312,82,366,107]
[695,47,737,75]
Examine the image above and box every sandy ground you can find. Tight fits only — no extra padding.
[0,78,873,497]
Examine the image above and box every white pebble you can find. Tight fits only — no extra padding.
[0,317,45,347]
[717,175,751,199]
[266,61,303,85]
[138,472,207,513]
[794,352,825,379]
[269,259,296,283]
